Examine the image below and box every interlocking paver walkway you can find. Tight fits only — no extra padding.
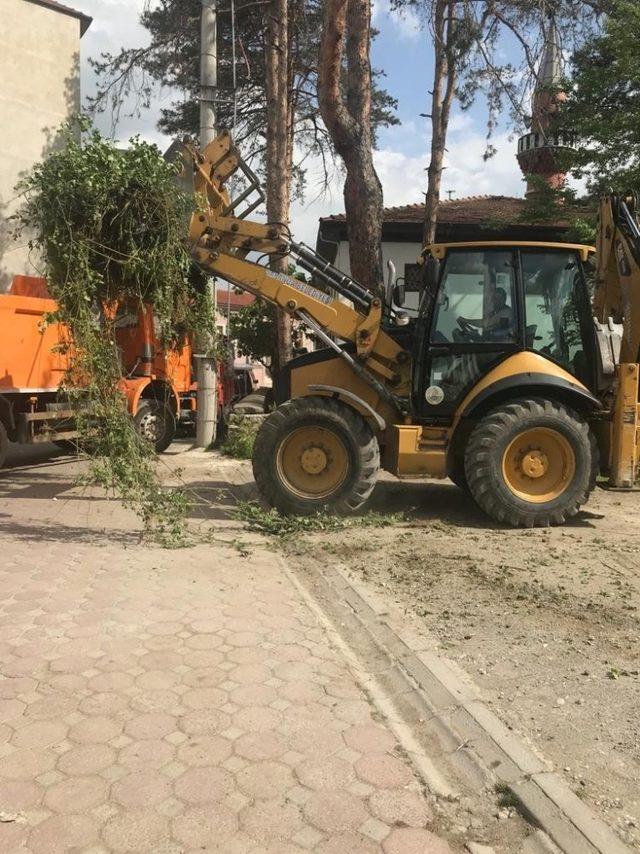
[0,449,455,853]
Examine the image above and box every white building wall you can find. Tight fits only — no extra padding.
[331,239,424,311]
[0,0,82,291]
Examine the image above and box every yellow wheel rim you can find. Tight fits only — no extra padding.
[276,425,349,500]
[502,427,576,504]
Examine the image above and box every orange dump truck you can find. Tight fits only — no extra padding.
[0,277,229,468]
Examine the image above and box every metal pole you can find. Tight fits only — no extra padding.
[196,0,218,448]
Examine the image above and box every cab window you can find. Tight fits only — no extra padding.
[431,249,517,344]
[522,250,587,380]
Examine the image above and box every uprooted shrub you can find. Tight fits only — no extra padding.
[15,117,213,544]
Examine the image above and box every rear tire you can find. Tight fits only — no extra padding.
[252,396,380,515]
[0,421,8,469]
[464,398,598,527]
[134,400,176,454]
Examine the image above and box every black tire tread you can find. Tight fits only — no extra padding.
[252,396,380,515]
[465,397,598,527]
[0,421,7,469]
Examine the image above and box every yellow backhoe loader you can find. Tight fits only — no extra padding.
[185,131,639,527]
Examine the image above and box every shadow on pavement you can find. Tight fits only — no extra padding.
[0,517,141,546]
[3,442,70,469]
[0,468,80,501]
[184,479,250,523]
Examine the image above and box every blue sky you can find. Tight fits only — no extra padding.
[78,0,531,243]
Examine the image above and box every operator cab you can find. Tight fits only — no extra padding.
[397,242,597,421]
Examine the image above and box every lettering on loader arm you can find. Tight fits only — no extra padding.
[268,271,333,306]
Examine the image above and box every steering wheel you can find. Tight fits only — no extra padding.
[456,317,480,340]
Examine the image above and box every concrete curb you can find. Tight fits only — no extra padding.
[278,555,458,802]
[219,463,630,854]
[331,563,631,854]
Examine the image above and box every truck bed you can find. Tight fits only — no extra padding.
[0,293,71,393]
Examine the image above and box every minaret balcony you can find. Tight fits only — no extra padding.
[517,131,576,154]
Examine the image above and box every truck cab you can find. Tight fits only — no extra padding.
[408,242,599,423]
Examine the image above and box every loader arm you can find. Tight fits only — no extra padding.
[183,132,411,415]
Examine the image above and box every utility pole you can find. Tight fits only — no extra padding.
[196,0,218,447]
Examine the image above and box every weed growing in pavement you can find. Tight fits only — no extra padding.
[219,420,256,459]
[234,500,405,538]
[494,782,520,809]
[231,538,252,557]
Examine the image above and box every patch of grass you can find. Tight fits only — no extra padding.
[220,421,256,459]
[234,500,405,538]
[231,538,251,557]
[494,781,519,808]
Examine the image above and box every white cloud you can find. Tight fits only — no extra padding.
[445,131,525,198]
[80,0,174,148]
[372,0,422,41]
[287,125,532,246]
[447,112,474,134]
[288,125,531,246]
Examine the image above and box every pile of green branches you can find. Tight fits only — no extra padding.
[16,118,213,544]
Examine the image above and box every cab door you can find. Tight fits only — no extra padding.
[414,247,523,422]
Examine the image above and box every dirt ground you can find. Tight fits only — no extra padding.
[282,477,640,850]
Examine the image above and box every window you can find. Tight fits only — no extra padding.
[404,263,422,292]
[522,250,587,380]
[431,249,517,344]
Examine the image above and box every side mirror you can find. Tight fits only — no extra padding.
[393,280,406,307]
[385,260,396,309]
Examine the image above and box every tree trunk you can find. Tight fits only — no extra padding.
[424,0,457,246]
[318,0,384,296]
[265,0,293,371]
[343,155,383,292]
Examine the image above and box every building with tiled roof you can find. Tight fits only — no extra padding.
[316,195,589,308]
[216,289,256,312]
[318,194,586,246]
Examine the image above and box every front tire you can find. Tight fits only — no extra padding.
[464,398,598,527]
[252,396,380,515]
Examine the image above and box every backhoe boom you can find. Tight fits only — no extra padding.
[594,194,640,486]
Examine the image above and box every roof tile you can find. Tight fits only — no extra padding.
[216,290,255,311]
[321,195,586,227]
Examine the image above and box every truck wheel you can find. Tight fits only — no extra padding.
[252,396,380,515]
[134,400,176,454]
[0,421,8,469]
[464,398,598,527]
